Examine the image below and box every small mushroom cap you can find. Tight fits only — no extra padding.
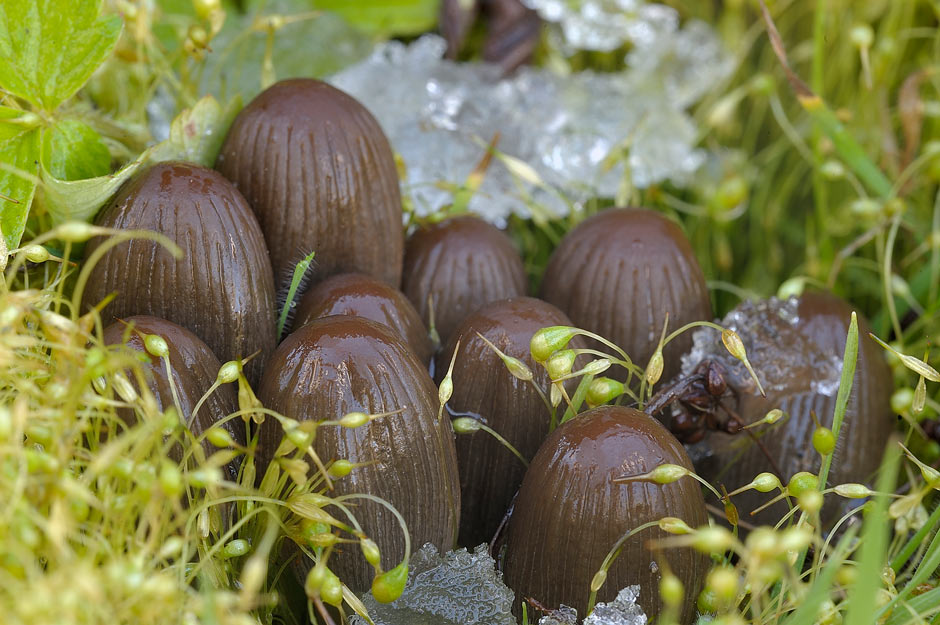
[257,316,460,591]
[83,161,277,385]
[436,296,582,547]
[294,272,432,365]
[402,216,527,343]
[216,78,404,290]
[541,208,711,382]
[102,315,241,475]
[504,405,708,622]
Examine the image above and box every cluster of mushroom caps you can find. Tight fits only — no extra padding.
[83,78,894,623]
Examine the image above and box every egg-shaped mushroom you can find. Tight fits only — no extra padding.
[257,316,460,591]
[541,208,711,383]
[102,315,241,476]
[294,273,432,365]
[216,78,404,290]
[691,293,894,526]
[402,216,527,344]
[503,405,708,622]
[436,296,582,547]
[83,161,277,385]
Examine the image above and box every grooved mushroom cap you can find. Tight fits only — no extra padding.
[504,405,708,623]
[699,292,894,527]
[294,272,432,365]
[101,315,241,476]
[436,296,581,547]
[83,161,277,385]
[402,216,527,343]
[257,316,460,591]
[541,208,711,383]
[215,78,404,290]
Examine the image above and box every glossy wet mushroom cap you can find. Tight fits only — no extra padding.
[541,208,711,383]
[293,272,432,365]
[436,296,582,547]
[102,315,241,475]
[690,293,893,527]
[503,405,708,623]
[82,161,277,385]
[402,216,527,344]
[216,78,404,291]
[257,316,460,591]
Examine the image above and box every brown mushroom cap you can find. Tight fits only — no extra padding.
[216,78,404,290]
[402,216,527,343]
[294,272,432,365]
[257,316,460,591]
[435,296,582,547]
[503,405,708,622]
[541,208,711,382]
[83,161,277,385]
[101,315,241,475]
[699,292,894,526]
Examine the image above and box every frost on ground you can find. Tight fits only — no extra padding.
[350,543,516,625]
[539,586,647,625]
[350,544,648,625]
[330,12,732,226]
[680,297,842,398]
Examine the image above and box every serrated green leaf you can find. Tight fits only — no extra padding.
[311,0,440,37]
[42,119,111,181]
[0,110,41,251]
[0,0,122,111]
[147,95,242,167]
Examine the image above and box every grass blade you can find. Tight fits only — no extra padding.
[277,250,316,340]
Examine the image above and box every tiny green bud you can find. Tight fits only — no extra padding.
[659,517,692,535]
[503,354,533,381]
[913,377,926,415]
[305,564,327,599]
[820,160,845,180]
[286,426,312,451]
[339,412,370,428]
[321,568,344,606]
[545,349,577,379]
[217,360,241,384]
[787,472,819,498]
[779,527,813,554]
[206,427,236,447]
[590,569,607,592]
[586,377,624,407]
[530,326,577,362]
[580,358,611,376]
[752,472,782,493]
[193,0,221,21]
[372,561,408,604]
[891,388,914,414]
[452,417,481,434]
[23,244,50,263]
[746,527,778,560]
[692,526,735,554]
[650,463,689,484]
[697,587,719,614]
[762,409,784,425]
[721,329,747,362]
[189,467,222,488]
[56,221,98,243]
[645,350,664,386]
[144,334,169,358]
[798,489,824,515]
[706,566,738,605]
[438,377,453,407]
[361,538,381,568]
[159,461,183,497]
[329,459,353,478]
[812,426,836,456]
[661,572,684,607]
[223,539,250,558]
[750,73,775,95]
[850,23,874,48]
[777,277,806,300]
[851,198,881,218]
[550,382,562,408]
[834,483,874,499]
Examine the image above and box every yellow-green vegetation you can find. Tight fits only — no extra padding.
[2,1,940,625]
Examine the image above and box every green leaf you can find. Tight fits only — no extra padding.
[0,0,122,111]
[38,155,142,227]
[146,95,242,167]
[0,109,41,251]
[42,119,110,181]
[311,0,440,37]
